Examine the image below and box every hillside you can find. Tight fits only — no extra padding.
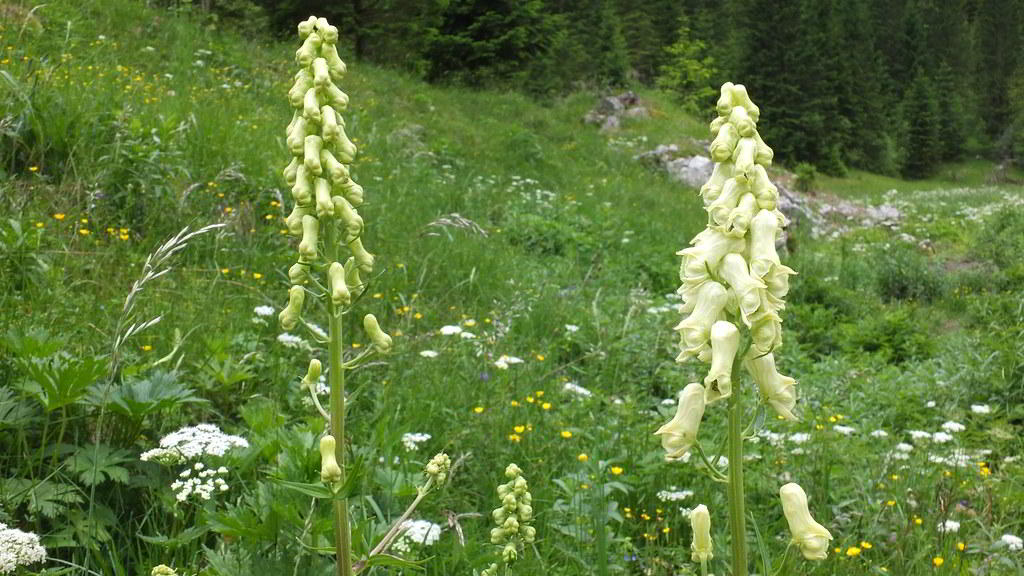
[1,2,1023,575]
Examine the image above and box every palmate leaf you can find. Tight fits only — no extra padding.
[68,444,132,487]
[1,478,84,519]
[103,370,206,418]
[138,525,209,548]
[0,386,35,429]
[15,352,109,412]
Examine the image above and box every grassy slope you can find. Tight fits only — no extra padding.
[1,2,1023,576]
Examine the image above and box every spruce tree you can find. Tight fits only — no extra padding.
[901,70,942,178]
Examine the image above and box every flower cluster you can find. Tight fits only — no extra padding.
[482,464,536,575]
[170,463,230,502]
[422,452,452,492]
[401,432,431,452]
[0,522,46,574]
[392,519,442,555]
[140,424,249,464]
[279,15,391,357]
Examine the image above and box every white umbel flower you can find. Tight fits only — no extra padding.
[0,523,47,574]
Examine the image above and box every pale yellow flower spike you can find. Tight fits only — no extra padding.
[780,483,833,560]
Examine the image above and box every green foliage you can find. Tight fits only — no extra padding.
[655,18,717,112]
[793,162,817,193]
[901,70,943,179]
[874,244,945,303]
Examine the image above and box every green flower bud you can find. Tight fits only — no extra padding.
[502,543,517,563]
[746,351,797,420]
[674,281,728,363]
[719,253,764,326]
[316,18,339,44]
[302,358,322,389]
[151,566,178,576]
[289,262,309,284]
[704,320,739,404]
[312,57,331,89]
[287,115,307,155]
[502,516,519,533]
[733,137,758,183]
[340,179,364,207]
[286,204,308,236]
[298,214,319,260]
[505,463,523,479]
[348,237,374,274]
[700,162,733,205]
[522,525,536,543]
[304,135,324,175]
[297,16,316,39]
[725,192,759,237]
[517,504,533,522]
[749,165,778,210]
[710,122,739,162]
[314,177,334,217]
[489,528,504,544]
[295,31,322,67]
[332,124,358,164]
[323,82,349,112]
[328,261,350,307]
[423,452,451,488]
[332,195,364,243]
[690,504,713,563]
[279,285,305,331]
[481,563,499,576]
[655,382,705,460]
[343,257,364,298]
[291,163,313,205]
[780,483,832,561]
[729,105,755,137]
[321,44,348,80]
[752,130,773,165]
[492,507,508,525]
[321,148,350,186]
[288,69,313,108]
[319,435,342,484]
[708,177,746,226]
[284,156,300,186]
[502,493,518,510]
[321,105,341,142]
[302,87,321,123]
[363,313,392,354]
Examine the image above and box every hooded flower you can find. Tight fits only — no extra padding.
[690,504,713,564]
[745,352,797,420]
[780,483,832,561]
[704,321,739,404]
[320,435,342,485]
[674,281,729,363]
[718,253,764,326]
[655,383,706,460]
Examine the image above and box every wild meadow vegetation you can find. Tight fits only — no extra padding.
[2,1,1024,575]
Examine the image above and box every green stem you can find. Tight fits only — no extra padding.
[700,558,708,576]
[727,336,751,576]
[325,223,353,576]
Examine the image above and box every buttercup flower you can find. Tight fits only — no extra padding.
[780,483,833,561]
[690,504,713,564]
[655,383,706,460]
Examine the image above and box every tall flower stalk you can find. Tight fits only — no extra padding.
[656,83,831,574]
[280,16,384,576]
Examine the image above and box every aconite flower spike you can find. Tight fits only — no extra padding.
[690,504,713,564]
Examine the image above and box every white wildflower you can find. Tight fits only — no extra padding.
[562,382,593,398]
[938,520,960,533]
[869,429,889,438]
[1001,534,1023,551]
[0,523,47,574]
[307,323,328,341]
[419,350,439,358]
[392,519,442,554]
[459,331,476,339]
[941,421,966,433]
[661,397,677,406]
[253,305,275,317]
[170,464,230,503]
[932,431,954,444]
[140,424,249,464]
[401,433,431,452]
[908,430,932,442]
[895,442,914,453]
[926,400,936,408]
[833,425,856,436]
[970,404,992,415]
[439,325,463,336]
[789,433,811,444]
[656,489,694,502]
[565,324,580,333]
[494,355,523,370]
[277,333,307,349]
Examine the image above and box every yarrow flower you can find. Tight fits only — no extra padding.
[254,305,275,317]
[932,431,954,444]
[657,488,694,502]
[439,325,462,335]
[169,463,230,502]
[1001,534,1023,551]
[938,520,960,533]
[970,404,992,415]
[419,350,439,358]
[562,381,593,398]
[0,523,47,574]
[832,425,856,436]
[941,421,966,433]
[870,429,889,438]
[494,355,524,370]
[277,332,308,349]
[908,430,932,442]
[140,424,249,464]
[392,519,442,555]
[401,432,431,451]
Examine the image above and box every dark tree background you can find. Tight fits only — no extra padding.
[204,0,1024,178]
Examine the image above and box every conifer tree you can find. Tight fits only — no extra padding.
[901,70,942,178]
